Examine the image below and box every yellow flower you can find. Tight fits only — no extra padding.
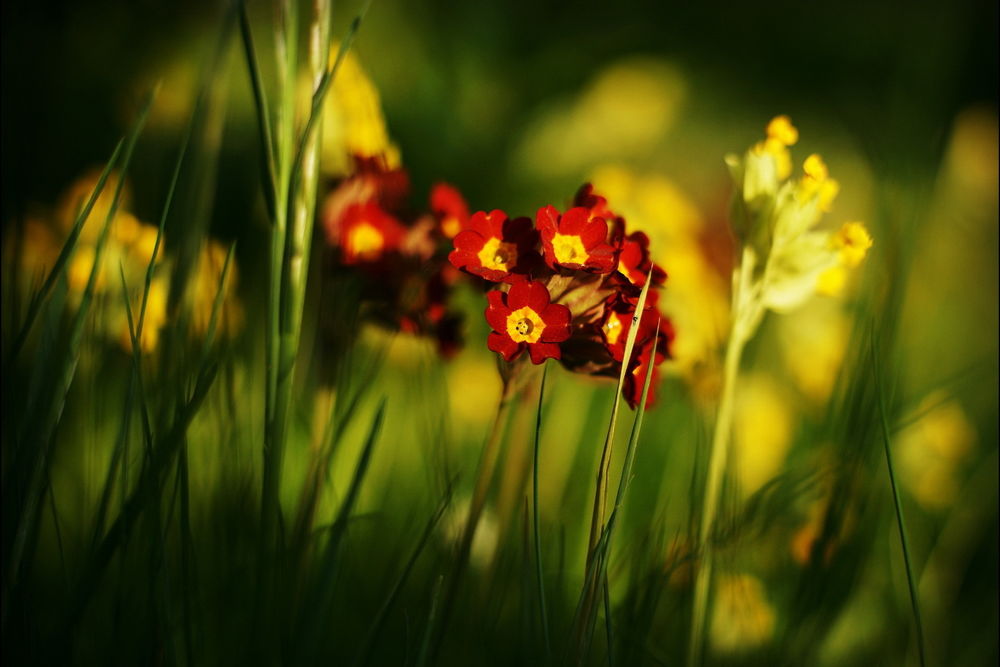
[728,117,872,317]
[733,374,794,495]
[766,114,799,146]
[117,277,169,354]
[896,395,976,511]
[320,45,400,177]
[191,240,244,339]
[831,221,872,268]
[778,300,850,403]
[710,574,776,653]
[56,169,131,243]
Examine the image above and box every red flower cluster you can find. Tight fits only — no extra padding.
[450,184,674,409]
[321,156,468,357]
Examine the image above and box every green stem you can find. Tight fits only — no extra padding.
[687,247,755,667]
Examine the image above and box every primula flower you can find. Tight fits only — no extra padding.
[431,183,470,239]
[335,201,406,264]
[600,292,662,362]
[623,325,672,409]
[615,231,667,292]
[484,280,571,364]
[537,205,619,273]
[449,209,540,283]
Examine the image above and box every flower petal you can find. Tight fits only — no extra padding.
[529,341,561,364]
[535,205,560,240]
[579,217,609,247]
[559,207,590,234]
[469,211,494,238]
[485,290,510,331]
[453,229,485,252]
[508,280,550,312]
[488,331,522,361]
[540,303,571,342]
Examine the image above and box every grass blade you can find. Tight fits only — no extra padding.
[873,334,926,667]
[532,364,551,658]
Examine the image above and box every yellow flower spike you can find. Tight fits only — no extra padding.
[766,115,799,146]
[803,153,829,181]
[817,178,840,211]
[833,221,873,267]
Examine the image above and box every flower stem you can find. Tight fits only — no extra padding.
[687,246,755,666]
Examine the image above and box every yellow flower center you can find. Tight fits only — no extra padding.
[603,311,627,346]
[552,233,588,264]
[477,237,518,271]
[346,221,384,260]
[506,307,545,344]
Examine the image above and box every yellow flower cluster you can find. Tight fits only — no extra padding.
[319,45,400,177]
[726,116,873,317]
[8,170,244,354]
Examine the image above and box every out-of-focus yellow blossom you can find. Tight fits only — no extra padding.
[320,45,400,177]
[816,221,873,296]
[9,218,59,287]
[896,395,976,511]
[709,573,776,653]
[515,58,686,177]
[751,114,798,181]
[589,164,729,385]
[777,299,850,403]
[726,117,872,319]
[116,277,170,354]
[190,240,244,339]
[733,373,794,496]
[68,245,105,293]
[56,168,131,243]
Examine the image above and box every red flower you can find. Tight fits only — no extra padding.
[623,316,674,409]
[599,293,662,362]
[333,201,406,264]
[430,183,470,239]
[484,280,571,364]
[537,205,618,274]
[616,231,667,292]
[449,209,540,283]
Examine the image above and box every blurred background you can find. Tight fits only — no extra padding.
[2,0,997,665]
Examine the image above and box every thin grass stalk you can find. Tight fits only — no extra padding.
[687,247,757,667]
[873,335,926,667]
[532,364,551,658]
[415,575,445,667]
[352,490,453,667]
[573,319,659,664]
[586,270,654,564]
[260,0,298,558]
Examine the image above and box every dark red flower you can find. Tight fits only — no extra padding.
[484,280,571,364]
[449,209,541,283]
[537,205,618,274]
[332,201,407,264]
[599,293,662,362]
[430,183,470,239]
[615,231,667,292]
[623,319,674,409]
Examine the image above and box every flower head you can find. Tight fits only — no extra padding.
[537,205,619,274]
[334,201,406,264]
[484,280,571,364]
[431,183,470,239]
[449,209,540,283]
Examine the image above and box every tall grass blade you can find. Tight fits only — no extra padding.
[532,363,551,658]
[237,0,277,217]
[873,334,926,667]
